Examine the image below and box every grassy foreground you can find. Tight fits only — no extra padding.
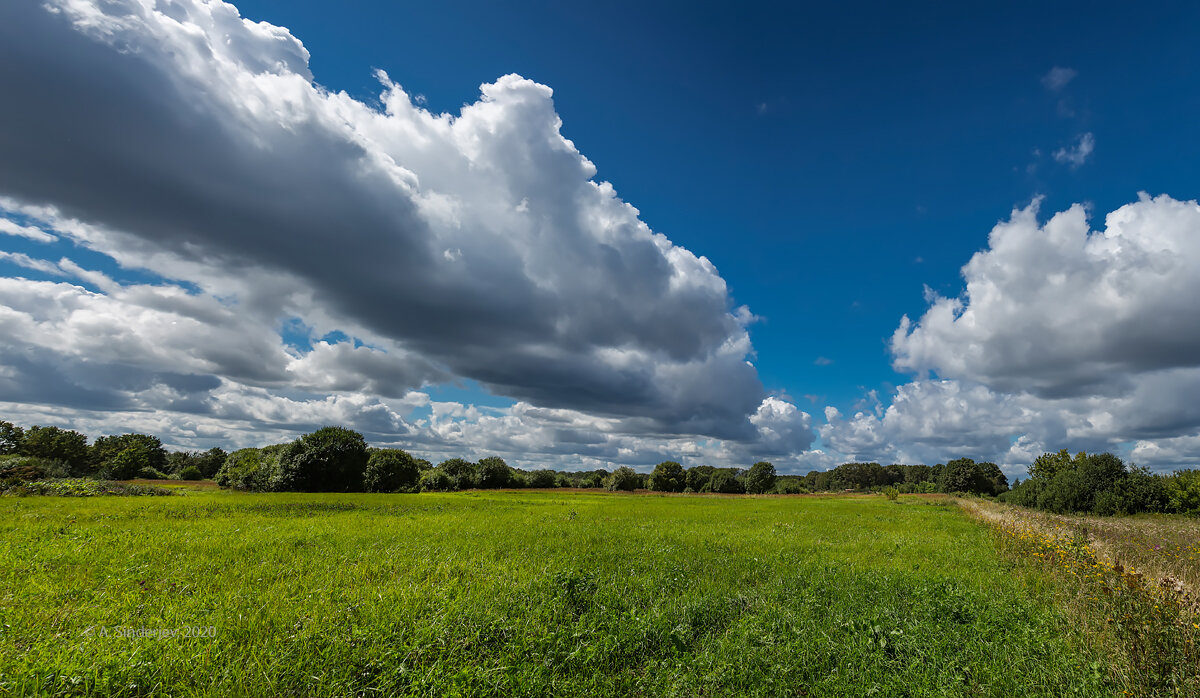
[1,491,1118,696]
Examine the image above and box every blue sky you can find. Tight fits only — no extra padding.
[1,0,1199,473]
[232,0,1200,408]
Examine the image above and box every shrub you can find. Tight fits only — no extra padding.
[648,461,686,492]
[272,427,369,492]
[136,466,168,480]
[168,448,228,479]
[775,479,805,495]
[0,455,69,481]
[475,456,513,489]
[215,447,279,491]
[364,449,420,492]
[419,468,453,492]
[556,474,573,488]
[605,466,640,492]
[582,472,604,489]
[744,461,777,494]
[3,478,174,497]
[1165,469,1200,514]
[882,487,899,501]
[178,465,204,481]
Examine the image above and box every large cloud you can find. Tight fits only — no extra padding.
[860,194,1200,472]
[0,0,785,444]
[892,194,1200,399]
[0,0,822,467]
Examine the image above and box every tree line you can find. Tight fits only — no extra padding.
[2,420,1197,513]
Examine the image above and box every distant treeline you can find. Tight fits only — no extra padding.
[2,420,1197,513]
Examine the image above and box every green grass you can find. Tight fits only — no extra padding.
[1,491,1118,696]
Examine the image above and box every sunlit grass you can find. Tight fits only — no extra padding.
[1,491,1122,696]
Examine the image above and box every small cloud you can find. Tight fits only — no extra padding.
[0,217,56,243]
[1053,132,1095,168]
[913,256,924,264]
[1041,66,1077,92]
[756,102,768,115]
[814,357,833,366]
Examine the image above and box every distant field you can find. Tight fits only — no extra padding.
[0,491,1126,696]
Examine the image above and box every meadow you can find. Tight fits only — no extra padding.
[0,490,1166,696]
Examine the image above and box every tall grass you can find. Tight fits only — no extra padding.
[961,497,1200,696]
[1,491,1121,696]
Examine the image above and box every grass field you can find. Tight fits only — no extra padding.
[0,490,1140,696]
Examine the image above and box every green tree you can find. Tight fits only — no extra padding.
[91,433,168,480]
[272,427,369,492]
[704,469,745,494]
[744,461,777,494]
[685,465,715,492]
[1028,449,1073,480]
[1165,469,1200,514]
[363,448,420,492]
[437,458,476,490]
[20,426,89,473]
[648,461,686,492]
[605,466,640,491]
[0,421,24,455]
[527,469,558,488]
[941,458,996,495]
[475,456,513,489]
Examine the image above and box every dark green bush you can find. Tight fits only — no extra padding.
[1093,467,1170,515]
[20,426,90,475]
[136,466,168,480]
[419,468,453,492]
[178,465,204,481]
[774,479,805,494]
[436,458,476,490]
[215,447,279,491]
[272,427,369,492]
[475,456,513,489]
[704,469,745,494]
[527,469,558,488]
[92,433,169,480]
[363,449,420,492]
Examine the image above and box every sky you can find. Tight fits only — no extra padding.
[1,0,1199,475]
